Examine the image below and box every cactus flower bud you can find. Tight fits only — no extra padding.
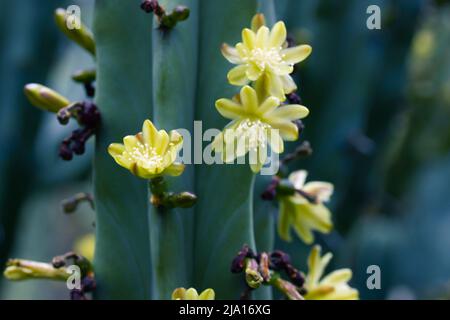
[72,69,96,83]
[24,83,70,113]
[244,259,263,289]
[170,191,197,208]
[55,8,96,56]
[4,259,70,281]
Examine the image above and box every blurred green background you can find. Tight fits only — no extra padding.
[1,0,450,299]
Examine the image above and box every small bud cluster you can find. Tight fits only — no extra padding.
[140,0,190,30]
[57,101,101,161]
[231,245,306,299]
[149,176,197,209]
[52,252,95,300]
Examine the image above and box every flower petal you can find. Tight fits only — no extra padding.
[266,72,285,100]
[111,154,134,171]
[251,13,266,32]
[268,104,309,120]
[288,170,308,189]
[227,65,249,86]
[236,43,248,57]
[281,75,297,94]
[303,181,334,203]
[123,135,140,153]
[211,131,224,153]
[108,143,125,157]
[321,269,353,286]
[282,45,312,64]
[240,85,258,113]
[295,202,333,234]
[293,221,314,245]
[142,119,158,146]
[256,26,270,48]
[155,130,170,154]
[273,63,294,76]
[171,288,186,300]
[269,21,287,48]
[325,285,359,300]
[198,289,215,300]
[266,119,298,141]
[249,144,268,173]
[258,96,280,115]
[304,285,335,300]
[169,130,183,146]
[268,128,284,153]
[215,98,245,120]
[185,288,199,300]
[131,161,152,178]
[242,28,256,49]
[221,43,242,64]
[278,199,293,242]
[306,245,323,286]
[246,63,263,81]
[164,162,185,177]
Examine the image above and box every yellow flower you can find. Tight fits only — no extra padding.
[171,287,215,300]
[304,245,359,300]
[212,86,309,173]
[74,233,95,262]
[221,18,312,100]
[108,119,184,179]
[278,170,333,244]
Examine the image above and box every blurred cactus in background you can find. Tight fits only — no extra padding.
[1,0,450,301]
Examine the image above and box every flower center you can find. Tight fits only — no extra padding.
[245,47,283,70]
[235,119,271,151]
[127,143,164,169]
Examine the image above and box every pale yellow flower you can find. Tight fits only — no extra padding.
[74,233,95,262]
[304,245,359,300]
[171,287,215,300]
[278,170,333,244]
[221,19,312,100]
[212,86,309,172]
[108,119,184,179]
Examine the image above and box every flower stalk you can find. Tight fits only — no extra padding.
[149,177,197,209]
[61,192,95,214]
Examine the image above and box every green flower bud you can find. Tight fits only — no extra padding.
[171,191,197,208]
[72,69,96,83]
[55,8,96,56]
[24,83,70,113]
[4,259,69,281]
[245,268,263,289]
